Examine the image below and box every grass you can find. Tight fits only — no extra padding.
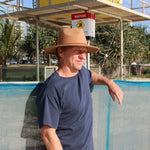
[90,67,99,74]
[7,64,46,68]
[124,74,150,80]
[1,64,47,81]
[1,65,150,81]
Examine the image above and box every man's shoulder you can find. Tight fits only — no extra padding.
[42,71,60,91]
[79,66,92,84]
[79,66,92,76]
[37,72,61,98]
[46,71,58,83]
[79,66,88,74]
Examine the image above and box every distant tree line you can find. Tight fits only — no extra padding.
[91,23,150,69]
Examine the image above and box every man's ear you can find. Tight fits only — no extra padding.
[57,47,64,58]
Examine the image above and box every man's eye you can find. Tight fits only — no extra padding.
[83,50,87,53]
[74,50,81,53]
[74,50,87,54]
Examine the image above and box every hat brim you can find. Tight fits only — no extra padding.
[45,44,100,55]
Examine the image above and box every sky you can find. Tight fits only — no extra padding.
[123,0,150,33]
[0,0,150,32]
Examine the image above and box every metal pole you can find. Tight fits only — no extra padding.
[36,17,40,81]
[131,0,133,9]
[143,0,145,14]
[49,54,51,66]
[32,0,33,8]
[36,0,39,8]
[22,0,24,11]
[87,40,90,70]
[17,0,18,11]
[19,0,20,11]
[120,19,124,80]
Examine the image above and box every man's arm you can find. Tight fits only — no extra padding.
[41,125,63,150]
[91,71,123,105]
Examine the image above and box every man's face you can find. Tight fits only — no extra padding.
[60,46,87,72]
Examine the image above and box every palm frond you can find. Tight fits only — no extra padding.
[0,1,12,14]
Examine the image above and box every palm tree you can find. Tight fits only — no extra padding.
[0,1,10,14]
[0,19,22,66]
[123,24,149,65]
[19,25,58,63]
[91,24,121,67]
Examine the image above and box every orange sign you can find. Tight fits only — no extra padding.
[76,21,85,29]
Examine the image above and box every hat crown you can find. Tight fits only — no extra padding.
[57,28,87,46]
[45,28,99,55]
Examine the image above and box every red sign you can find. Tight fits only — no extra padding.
[72,12,95,20]
[72,12,95,39]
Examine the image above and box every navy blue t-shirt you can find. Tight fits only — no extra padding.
[37,66,94,150]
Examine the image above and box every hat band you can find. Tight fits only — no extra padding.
[58,43,88,46]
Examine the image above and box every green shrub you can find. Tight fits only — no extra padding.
[145,74,150,78]
[146,67,150,74]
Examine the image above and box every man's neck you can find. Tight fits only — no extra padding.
[57,67,78,77]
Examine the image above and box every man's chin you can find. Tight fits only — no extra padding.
[76,65,83,71]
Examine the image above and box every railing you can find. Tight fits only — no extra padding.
[131,0,150,14]
[6,0,150,16]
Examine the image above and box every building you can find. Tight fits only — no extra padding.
[7,1,29,39]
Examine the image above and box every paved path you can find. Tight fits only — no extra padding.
[126,78,150,81]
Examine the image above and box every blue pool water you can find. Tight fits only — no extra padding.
[0,81,150,150]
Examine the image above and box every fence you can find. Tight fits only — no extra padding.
[0,81,150,150]
[0,66,45,82]
[0,64,150,82]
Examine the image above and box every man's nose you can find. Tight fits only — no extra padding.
[79,52,86,59]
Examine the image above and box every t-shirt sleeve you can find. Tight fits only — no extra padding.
[87,69,93,84]
[82,66,93,84]
[36,84,61,129]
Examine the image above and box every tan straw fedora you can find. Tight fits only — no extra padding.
[45,28,99,55]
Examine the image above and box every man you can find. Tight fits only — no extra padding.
[37,28,123,150]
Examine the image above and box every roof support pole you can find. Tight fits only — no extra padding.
[143,0,145,14]
[131,0,133,9]
[36,17,40,81]
[120,18,124,80]
[84,40,90,69]
[86,40,91,70]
